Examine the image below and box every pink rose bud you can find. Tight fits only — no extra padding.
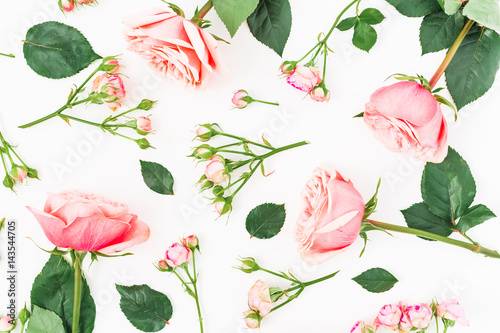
[310,85,331,102]
[204,155,228,184]
[77,0,93,4]
[351,321,373,333]
[248,280,273,317]
[100,57,120,74]
[195,124,217,141]
[295,168,365,264]
[214,197,232,215]
[286,65,322,93]
[400,303,433,331]
[436,299,470,326]
[59,0,75,12]
[243,310,260,329]
[165,242,192,267]
[280,61,297,75]
[11,166,28,182]
[193,146,213,160]
[156,260,171,272]
[182,235,199,249]
[364,80,448,163]
[374,304,402,330]
[137,116,152,132]
[239,257,260,273]
[232,90,250,109]
[91,73,126,111]
[0,315,13,331]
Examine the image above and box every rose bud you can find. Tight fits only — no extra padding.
[136,116,152,133]
[295,167,365,264]
[212,185,224,197]
[199,175,214,190]
[204,155,228,184]
[136,138,154,150]
[374,304,402,330]
[156,260,172,272]
[137,99,157,111]
[436,299,470,326]
[194,124,217,141]
[165,242,192,267]
[310,84,331,102]
[243,310,260,329]
[232,90,252,109]
[3,175,15,190]
[0,315,13,331]
[27,167,39,180]
[286,65,322,93]
[191,145,215,160]
[182,235,199,250]
[239,257,260,273]
[400,303,433,332]
[91,73,126,111]
[100,57,120,74]
[279,61,297,75]
[18,303,30,325]
[363,80,448,163]
[10,165,27,183]
[59,0,75,12]
[248,280,273,317]
[214,197,232,215]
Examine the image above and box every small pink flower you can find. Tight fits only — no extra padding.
[374,304,402,330]
[11,166,27,182]
[103,59,120,74]
[158,260,168,269]
[92,74,126,111]
[310,85,330,102]
[280,62,296,75]
[195,126,211,141]
[204,155,227,184]
[59,0,75,12]
[243,310,259,329]
[400,303,433,332]
[351,321,372,333]
[248,280,273,317]
[437,299,470,326]
[232,90,249,108]
[182,235,198,248]
[286,65,322,93]
[0,316,13,331]
[165,242,192,267]
[137,116,152,132]
[214,199,226,214]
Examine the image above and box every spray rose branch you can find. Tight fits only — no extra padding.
[237,257,339,329]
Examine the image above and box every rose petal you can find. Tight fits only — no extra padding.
[27,206,70,248]
[98,215,150,254]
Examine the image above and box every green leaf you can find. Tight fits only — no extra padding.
[359,8,386,25]
[385,0,442,17]
[420,10,465,54]
[437,0,462,15]
[456,204,496,233]
[352,268,398,293]
[337,17,357,31]
[27,306,65,333]
[353,21,377,52]
[421,147,476,221]
[445,26,500,110]
[31,255,95,333]
[140,160,175,195]
[23,21,101,79]
[401,203,455,239]
[463,0,500,34]
[212,0,260,37]
[247,0,292,56]
[116,284,173,332]
[246,203,286,239]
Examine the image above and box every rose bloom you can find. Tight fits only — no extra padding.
[205,155,227,184]
[0,316,13,331]
[165,242,192,267]
[400,303,433,332]
[286,65,322,93]
[364,81,448,163]
[232,90,249,108]
[295,167,365,264]
[137,116,152,132]
[27,191,150,254]
[123,8,227,87]
[437,299,470,326]
[59,0,75,12]
[182,235,198,248]
[92,73,126,111]
[310,86,330,102]
[243,310,259,329]
[374,304,402,331]
[248,280,273,317]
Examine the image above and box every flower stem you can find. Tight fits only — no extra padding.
[259,268,299,284]
[19,105,68,128]
[229,160,262,198]
[68,67,101,104]
[0,52,15,58]
[196,0,213,20]
[72,252,87,333]
[217,149,256,157]
[253,100,280,107]
[367,220,500,259]
[258,141,310,160]
[324,0,360,41]
[191,253,204,333]
[216,132,274,150]
[429,19,475,90]
[103,107,139,124]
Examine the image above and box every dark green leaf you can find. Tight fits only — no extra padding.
[27,306,65,333]
[353,21,377,52]
[212,0,260,37]
[463,0,500,34]
[23,21,101,79]
[140,160,175,195]
[247,0,292,56]
[420,10,465,54]
[437,0,462,15]
[385,0,442,17]
[445,26,500,110]
[31,255,95,333]
[337,17,357,31]
[456,204,496,233]
[402,203,455,240]
[352,268,398,293]
[246,203,286,239]
[421,147,476,221]
[359,8,385,25]
[116,284,173,332]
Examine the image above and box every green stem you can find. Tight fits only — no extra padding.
[20,322,26,333]
[216,132,274,150]
[324,0,360,41]
[217,149,256,157]
[269,288,304,314]
[8,146,28,167]
[229,160,262,199]
[259,268,299,284]
[367,220,500,259]
[103,107,139,124]
[173,270,193,295]
[436,314,440,333]
[68,67,101,105]
[429,19,474,90]
[215,142,243,150]
[190,253,204,333]
[72,252,87,333]
[253,100,280,107]
[258,141,310,160]
[195,0,213,20]
[19,105,68,128]
[0,52,15,58]
[322,45,328,81]
[0,151,9,175]
[222,176,245,191]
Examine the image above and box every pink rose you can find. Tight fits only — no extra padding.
[310,85,330,102]
[295,168,365,265]
[232,90,249,108]
[400,303,433,331]
[26,191,150,254]
[77,0,93,4]
[59,0,75,12]
[182,235,199,248]
[374,304,402,330]
[286,65,322,93]
[11,166,27,182]
[248,280,273,317]
[123,8,227,88]
[363,81,448,163]
[0,316,13,331]
[436,299,470,326]
[243,310,260,329]
[91,73,126,111]
[205,155,227,184]
[165,242,192,267]
[137,116,152,132]
[351,321,372,333]
[158,260,168,269]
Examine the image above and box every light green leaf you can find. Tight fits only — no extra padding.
[246,203,286,239]
[420,10,465,54]
[140,160,175,195]
[352,268,398,293]
[463,0,500,34]
[23,21,101,79]
[385,0,442,17]
[213,0,260,37]
[456,204,496,233]
[359,8,385,25]
[437,0,462,15]
[26,306,65,333]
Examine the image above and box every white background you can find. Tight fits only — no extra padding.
[1,0,500,332]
